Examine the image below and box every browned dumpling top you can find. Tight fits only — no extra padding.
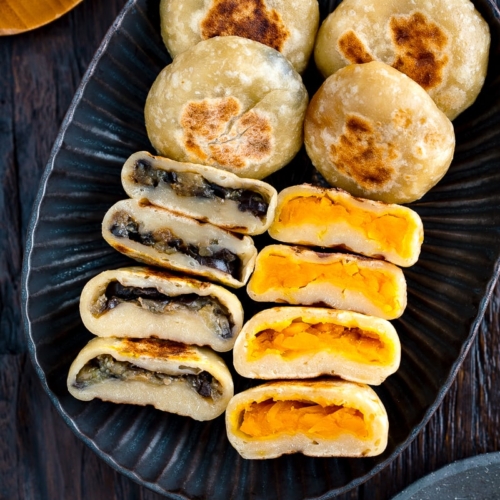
[304,62,455,204]
[145,36,308,180]
[160,0,319,73]
[314,0,490,120]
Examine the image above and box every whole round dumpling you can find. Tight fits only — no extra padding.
[304,61,455,204]
[314,0,490,120]
[159,0,319,74]
[145,36,309,180]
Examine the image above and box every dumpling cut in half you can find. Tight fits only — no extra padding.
[247,244,407,320]
[80,267,244,352]
[160,0,319,73]
[314,0,490,120]
[102,199,257,288]
[233,307,400,385]
[122,151,278,235]
[226,379,389,459]
[145,36,308,180]
[304,61,455,204]
[68,337,234,421]
[269,184,423,267]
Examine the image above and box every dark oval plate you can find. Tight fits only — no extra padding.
[21,0,500,498]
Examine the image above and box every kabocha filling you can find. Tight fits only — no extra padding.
[277,195,414,258]
[90,281,233,339]
[109,212,242,279]
[132,159,269,218]
[249,319,390,365]
[238,399,370,440]
[73,354,223,400]
[252,253,398,314]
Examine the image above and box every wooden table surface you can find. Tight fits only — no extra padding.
[1,1,499,498]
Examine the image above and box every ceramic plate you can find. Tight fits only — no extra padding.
[21,0,500,498]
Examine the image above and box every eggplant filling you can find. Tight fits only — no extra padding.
[91,281,233,339]
[132,158,268,218]
[109,212,242,279]
[73,354,223,400]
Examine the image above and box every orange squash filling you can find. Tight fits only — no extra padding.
[239,399,370,440]
[251,253,398,315]
[249,319,391,365]
[277,195,414,258]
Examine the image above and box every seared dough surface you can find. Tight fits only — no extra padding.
[304,62,455,204]
[160,0,319,73]
[145,36,308,180]
[314,0,490,120]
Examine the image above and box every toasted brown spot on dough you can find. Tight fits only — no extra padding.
[338,30,374,64]
[119,338,198,361]
[201,0,289,52]
[330,115,396,189]
[390,12,448,90]
[181,97,273,169]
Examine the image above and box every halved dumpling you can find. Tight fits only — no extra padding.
[247,244,407,320]
[80,267,244,352]
[102,199,257,288]
[269,184,423,267]
[122,151,277,235]
[226,379,388,458]
[68,337,234,420]
[233,307,400,385]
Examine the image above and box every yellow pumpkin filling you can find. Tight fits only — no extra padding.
[276,195,415,258]
[249,319,391,365]
[251,253,398,314]
[238,399,370,440]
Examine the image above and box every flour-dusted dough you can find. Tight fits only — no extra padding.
[68,337,234,420]
[314,0,490,120]
[80,267,244,352]
[145,36,308,179]
[225,379,389,459]
[233,307,401,385]
[269,184,423,267]
[304,62,455,204]
[122,151,278,235]
[102,199,257,288]
[160,0,319,74]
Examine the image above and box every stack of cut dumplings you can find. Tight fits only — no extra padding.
[67,150,281,420]
[228,185,423,459]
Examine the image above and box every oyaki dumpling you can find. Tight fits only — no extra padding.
[225,379,389,459]
[314,0,490,120]
[269,184,423,267]
[247,244,407,320]
[68,337,234,421]
[304,61,455,204]
[160,0,319,74]
[233,307,401,385]
[145,36,308,179]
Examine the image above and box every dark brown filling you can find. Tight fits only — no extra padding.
[109,213,242,279]
[73,354,223,400]
[132,159,268,218]
[91,281,233,340]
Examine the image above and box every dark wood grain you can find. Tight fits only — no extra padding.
[1,0,500,498]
